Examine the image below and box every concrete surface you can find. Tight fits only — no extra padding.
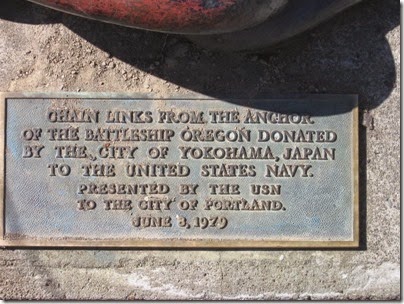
[0,0,400,300]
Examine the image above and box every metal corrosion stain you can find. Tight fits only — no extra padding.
[27,0,287,34]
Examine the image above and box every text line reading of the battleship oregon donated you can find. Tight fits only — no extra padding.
[18,102,341,231]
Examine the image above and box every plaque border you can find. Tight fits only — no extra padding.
[0,92,359,248]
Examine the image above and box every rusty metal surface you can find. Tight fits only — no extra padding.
[187,0,363,51]
[26,0,287,35]
[0,93,358,248]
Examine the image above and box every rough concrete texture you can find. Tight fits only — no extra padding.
[0,0,400,300]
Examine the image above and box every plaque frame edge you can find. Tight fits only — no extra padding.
[0,92,359,249]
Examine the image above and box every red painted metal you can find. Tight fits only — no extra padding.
[28,0,286,35]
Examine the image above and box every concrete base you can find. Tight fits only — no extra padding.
[0,0,400,300]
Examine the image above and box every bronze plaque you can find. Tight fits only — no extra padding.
[0,93,358,248]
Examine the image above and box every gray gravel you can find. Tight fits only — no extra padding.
[0,0,400,300]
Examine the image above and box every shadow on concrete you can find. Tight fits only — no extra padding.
[0,0,62,24]
[358,120,368,250]
[0,1,398,299]
[0,0,398,113]
[0,0,399,256]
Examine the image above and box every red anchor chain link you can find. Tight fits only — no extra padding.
[27,0,286,34]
